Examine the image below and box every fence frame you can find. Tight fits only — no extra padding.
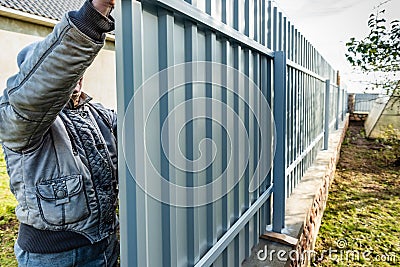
[115,1,348,266]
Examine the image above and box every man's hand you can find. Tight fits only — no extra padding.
[92,0,115,16]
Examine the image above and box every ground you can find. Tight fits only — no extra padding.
[312,122,400,266]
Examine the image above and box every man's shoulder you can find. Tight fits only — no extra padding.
[87,102,116,129]
[88,102,115,116]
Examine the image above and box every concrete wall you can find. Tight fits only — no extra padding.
[0,15,117,109]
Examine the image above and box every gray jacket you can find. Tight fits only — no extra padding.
[0,4,117,243]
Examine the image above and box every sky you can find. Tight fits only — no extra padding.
[274,0,400,93]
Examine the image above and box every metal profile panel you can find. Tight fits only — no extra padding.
[329,83,339,131]
[115,1,342,266]
[285,66,326,196]
[354,93,380,113]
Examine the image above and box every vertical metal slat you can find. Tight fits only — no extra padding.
[272,51,286,232]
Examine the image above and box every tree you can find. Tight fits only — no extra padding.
[345,0,400,95]
[346,1,400,166]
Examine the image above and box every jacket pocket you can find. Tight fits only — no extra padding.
[36,175,90,226]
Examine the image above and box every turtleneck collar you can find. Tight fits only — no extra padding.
[66,92,93,109]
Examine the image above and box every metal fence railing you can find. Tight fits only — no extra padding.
[115,1,347,266]
[354,93,380,113]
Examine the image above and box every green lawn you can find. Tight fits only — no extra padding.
[0,149,18,267]
[312,124,400,266]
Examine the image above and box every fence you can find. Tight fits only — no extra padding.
[115,0,347,266]
[354,93,380,113]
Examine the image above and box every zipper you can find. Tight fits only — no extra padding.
[60,113,78,156]
[88,103,115,136]
[65,125,78,156]
[86,108,116,182]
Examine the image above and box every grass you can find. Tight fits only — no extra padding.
[312,123,400,266]
[0,148,18,267]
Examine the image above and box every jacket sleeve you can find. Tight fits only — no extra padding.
[0,0,114,152]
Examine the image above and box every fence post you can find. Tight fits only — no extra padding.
[335,85,340,130]
[324,79,330,150]
[343,89,347,120]
[342,88,349,121]
[272,51,286,233]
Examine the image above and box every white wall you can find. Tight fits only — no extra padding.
[0,25,117,110]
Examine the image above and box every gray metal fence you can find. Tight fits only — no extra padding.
[354,93,380,113]
[115,0,346,266]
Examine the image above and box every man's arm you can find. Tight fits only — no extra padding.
[0,0,115,151]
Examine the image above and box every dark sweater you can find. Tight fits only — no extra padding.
[18,223,91,253]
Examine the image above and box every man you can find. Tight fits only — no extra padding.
[0,0,119,266]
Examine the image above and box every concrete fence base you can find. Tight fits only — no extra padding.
[286,114,349,267]
[243,114,349,267]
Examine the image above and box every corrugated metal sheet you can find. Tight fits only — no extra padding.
[354,93,380,113]
[115,1,346,266]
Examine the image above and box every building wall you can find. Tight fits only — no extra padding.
[0,15,117,109]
